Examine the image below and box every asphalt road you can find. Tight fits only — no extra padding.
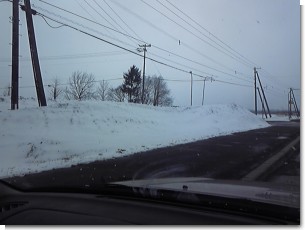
[4,121,300,190]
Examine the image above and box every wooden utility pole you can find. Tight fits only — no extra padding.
[201,78,206,106]
[11,0,19,110]
[257,87,267,119]
[201,77,213,106]
[291,89,300,117]
[288,89,292,119]
[138,44,151,104]
[22,0,47,107]
[254,67,257,115]
[288,88,300,119]
[256,71,271,118]
[254,67,271,117]
[190,71,193,106]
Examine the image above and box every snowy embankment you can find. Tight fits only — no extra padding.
[0,98,269,178]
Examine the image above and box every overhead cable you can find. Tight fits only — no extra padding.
[37,0,146,44]
[140,0,253,68]
[32,7,256,88]
[103,0,142,40]
[155,0,254,68]
[36,0,251,81]
[164,0,258,68]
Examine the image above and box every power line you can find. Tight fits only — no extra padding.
[111,0,250,76]
[84,0,128,45]
[36,12,143,55]
[251,67,292,96]
[83,0,134,46]
[155,0,254,68]
[0,77,123,90]
[103,0,142,41]
[0,51,130,62]
[36,13,185,79]
[112,0,179,42]
[37,0,146,44]
[0,77,232,90]
[149,52,252,84]
[32,5,138,50]
[163,0,291,95]
[33,0,284,95]
[164,0,258,68]
[162,0,290,93]
[34,10,192,77]
[260,67,292,89]
[149,52,210,76]
[29,8,255,90]
[0,77,249,90]
[92,0,139,46]
[85,0,116,28]
[149,49,252,84]
[38,14,65,29]
[213,79,252,88]
[140,0,253,69]
[146,52,250,87]
[36,0,251,81]
[75,0,97,21]
[162,78,212,82]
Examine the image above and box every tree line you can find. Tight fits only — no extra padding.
[49,65,173,107]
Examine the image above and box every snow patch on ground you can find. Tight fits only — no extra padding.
[265,114,292,122]
[0,98,269,178]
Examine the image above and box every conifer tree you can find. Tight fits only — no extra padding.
[121,65,141,103]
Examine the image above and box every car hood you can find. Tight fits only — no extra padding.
[112,177,300,208]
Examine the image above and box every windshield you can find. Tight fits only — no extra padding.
[0,0,301,224]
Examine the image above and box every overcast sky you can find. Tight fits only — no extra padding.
[0,0,301,110]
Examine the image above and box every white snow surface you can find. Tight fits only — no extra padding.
[0,98,269,178]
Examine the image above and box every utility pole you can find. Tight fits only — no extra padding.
[288,89,292,119]
[256,71,271,118]
[291,89,300,118]
[201,78,206,106]
[11,0,19,110]
[138,44,151,104]
[254,67,257,115]
[190,71,193,106]
[254,67,271,117]
[22,0,47,107]
[201,77,213,106]
[288,88,300,119]
[257,87,267,119]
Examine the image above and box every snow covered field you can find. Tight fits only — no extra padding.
[265,114,291,122]
[0,98,269,178]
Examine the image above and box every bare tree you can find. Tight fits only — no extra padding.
[142,75,173,106]
[108,86,125,102]
[97,80,110,101]
[49,78,63,101]
[65,71,95,100]
[153,76,173,106]
[142,76,154,105]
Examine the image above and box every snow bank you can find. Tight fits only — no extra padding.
[0,98,269,178]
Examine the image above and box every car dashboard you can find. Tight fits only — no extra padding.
[0,180,299,225]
